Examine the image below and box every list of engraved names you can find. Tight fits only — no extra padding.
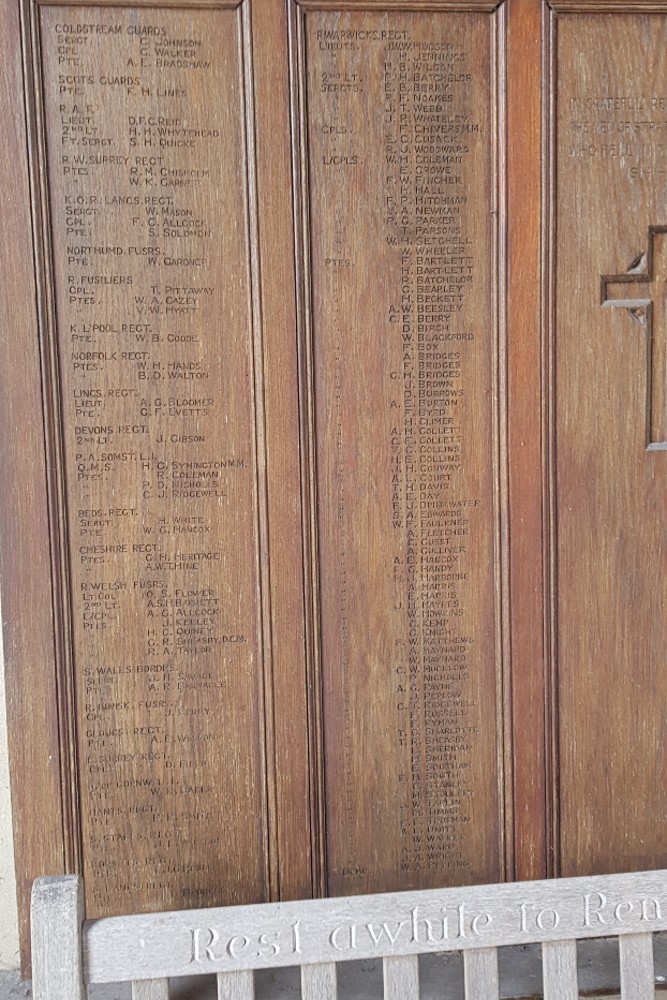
[306,11,501,891]
[40,7,267,913]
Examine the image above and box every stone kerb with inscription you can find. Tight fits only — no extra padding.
[85,871,667,983]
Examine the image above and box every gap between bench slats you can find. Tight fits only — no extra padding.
[133,973,257,1000]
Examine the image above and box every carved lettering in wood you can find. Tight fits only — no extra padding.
[38,3,270,915]
[293,4,505,894]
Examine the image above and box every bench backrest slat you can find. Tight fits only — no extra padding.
[541,939,578,1000]
[80,868,667,983]
[301,961,337,1000]
[31,870,667,1000]
[619,932,655,1000]
[131,979,169,1000]
[382,954,419,1000]
[463,946,499,1000]
[216,970,254,1000]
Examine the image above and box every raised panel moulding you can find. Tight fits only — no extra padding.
[549,3,667,13]
[547,5,667,875]
[29,0,274,917]
[289,1,509,895]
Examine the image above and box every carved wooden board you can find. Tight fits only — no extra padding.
[10,0,315,928]
[293,5,504,893]
[2,0,667,971]
[38,3,273,914]
[3,0,508,950]
[549,5,667,875]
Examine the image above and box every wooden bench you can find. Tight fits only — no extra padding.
[31,870,667,1000]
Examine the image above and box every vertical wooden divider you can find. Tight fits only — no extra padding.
[506,0,549,881]
[0,0,67,971]
[248,0,313,901]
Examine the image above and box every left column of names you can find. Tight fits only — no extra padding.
[39,4,269,916]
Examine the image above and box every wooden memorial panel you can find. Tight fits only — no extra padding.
[12,0,667,968]
[4,0,514,960]
[549,4,667,876]
[34,2,273,916]
[292,2,506,894]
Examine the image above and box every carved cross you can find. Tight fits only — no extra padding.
[601,225,667,451]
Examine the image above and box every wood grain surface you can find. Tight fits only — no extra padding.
[30,871,667,998]
[2,0,667,973]
[30,878,85,1000]
[541,939,578,1000]
[81,867,667,982]
[506,0,548,883]
[301,962,338,1000]
[548,7,667,876]
[463,947,500,1000]
[0,0,69,972]
[36,2,274,918]
[293,1,506,896]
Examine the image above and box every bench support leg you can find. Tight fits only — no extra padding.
[31,876,85,1000]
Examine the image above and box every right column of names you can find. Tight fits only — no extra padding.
[304,8,503,894]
